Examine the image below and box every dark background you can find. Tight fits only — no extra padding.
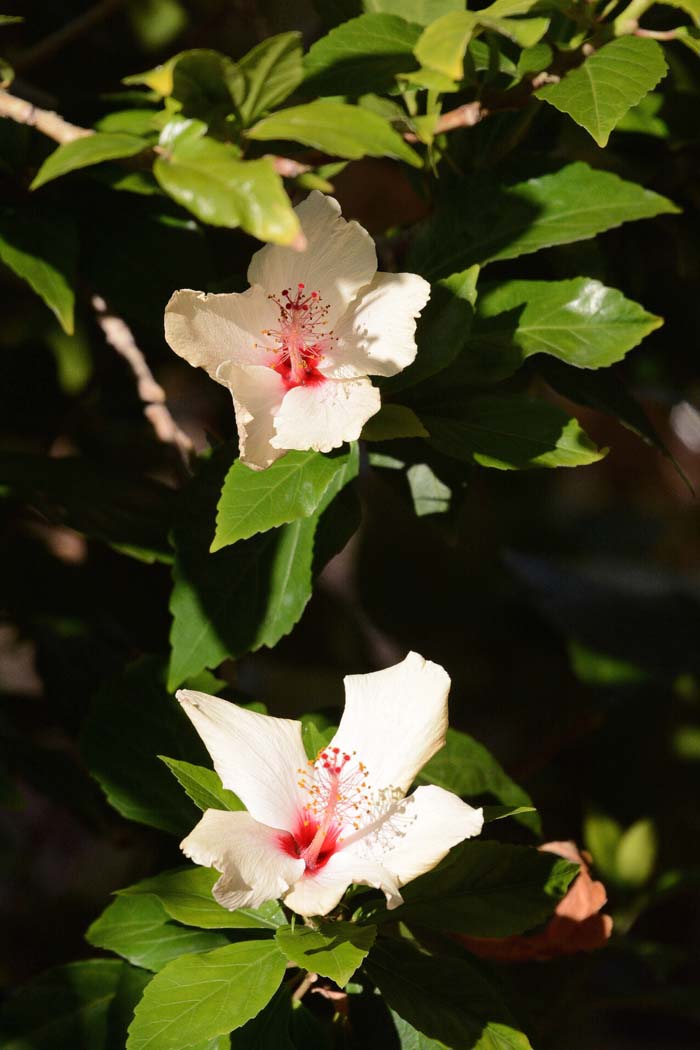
[1,2,700,1048]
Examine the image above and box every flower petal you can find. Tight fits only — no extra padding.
[164,287,277,381]
[247,192,377,325]
[217,361,287,470]
[330,651,450,794]
[181,809,304,911]
[283,850,401,917]
[380,785,483,890]
[320,272,431,379]
[270,377,380,454]
[177,690,308,832]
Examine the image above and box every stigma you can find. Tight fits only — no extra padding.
[262,283,332,389]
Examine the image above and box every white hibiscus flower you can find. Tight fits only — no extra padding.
[178,652,483,918]
[164,192,430,470]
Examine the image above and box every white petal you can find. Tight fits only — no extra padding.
[177,690,308,832]
[217,361,288,470]
[283,849,401,917]
[164,287,277,382]
[181,809,304,911]
[321,272,431,380]
[270,377,380,454]
[380,785,483,891]
[330,651,450,794]
[247,192,377,325]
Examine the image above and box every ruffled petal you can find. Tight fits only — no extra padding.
[247,192,377,326]
[217,361,287,470]
[181,809,305,911]
[164,287,277,382]
[330,651,450,794]
[283,849,401,917]
[379,785,483,888]
[270,377,380,454]
[321,272,431,379]
[177,690,308,832]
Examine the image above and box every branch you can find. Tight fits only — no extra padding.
[13,0,129,73]
[634,27,679,39]
[91,295,193,474]
[291,972,317,1002]
[0,88,91,143]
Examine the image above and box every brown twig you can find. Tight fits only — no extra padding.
[634,27,679,39]
[92,295,194,473]
[0,88,91,143]
[268,155,313,177]
[291,971,318,1002]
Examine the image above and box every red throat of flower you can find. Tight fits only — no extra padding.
[278,747,371,875]
[263,283,330,389]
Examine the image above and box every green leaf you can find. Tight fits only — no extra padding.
[127,941,287,1049]
[422,393,606,470]
[212,449,354,552]
[417,727,539,833]
[121,867,285,930]
[154,120,301,245]
[362,403,429,440]
[466,277,662,383]
[393,840,579,936]
[615,818,658,888]
[81,656,202,835]
[86,894,229,972]
[483,804,537,823]
[0,959,150,1050]
[276,922,377,986]
[536,37,667,148]
[234,32,303,125]
[363,0,464,25]
[583,811,623,883]
[301,716,337,760]
[303,14,421,96]
[95,108,162,136]
[516,41,553,78]
[247,100,422,167]
[160,757,244,812]
[390,1010,449,1049]
[414,11,476,80]
[230,987,296,1050]
[168,444,359,688]
[384,267,479,395]
[406,463,452,516]
[409,162,679,280]
[0,452,175,563]
[0,205,76,333]
[364,939,532,1050]
[31,132,148,191]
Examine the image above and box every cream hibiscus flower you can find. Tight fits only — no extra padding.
[164,192,430,470]
[178,652,483,918]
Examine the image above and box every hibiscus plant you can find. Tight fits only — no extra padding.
[1,3,698,1050]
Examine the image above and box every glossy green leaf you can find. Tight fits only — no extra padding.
[95,108,162,136]
[409,162,679,280]
[414,11,476,79]
[422,393,606,470]
[384,267,479,395]
[276,922,376,986]
[154,120,300,245]
[160,757,244,811]
[361,403,429,440]
[0,959,150,1050]
[169,444,359,688]
[127,941,287,1049]
[394,840,579,936]
[466,277,662,383]
[86,894,228,972]
[234,32,303,125]
[121,867,285,929]
[536,37,667,147]
[212,448,355,552]
[364,939,532,1050]
[247,100,422,166]
[417,727,539,833]
[31,132,148,190]
[303,14,421,95]
[81,657,203,835]
[0,452,175,562]
[363,0,464,24]
[0,206,76,333]
[406,463,451,516]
